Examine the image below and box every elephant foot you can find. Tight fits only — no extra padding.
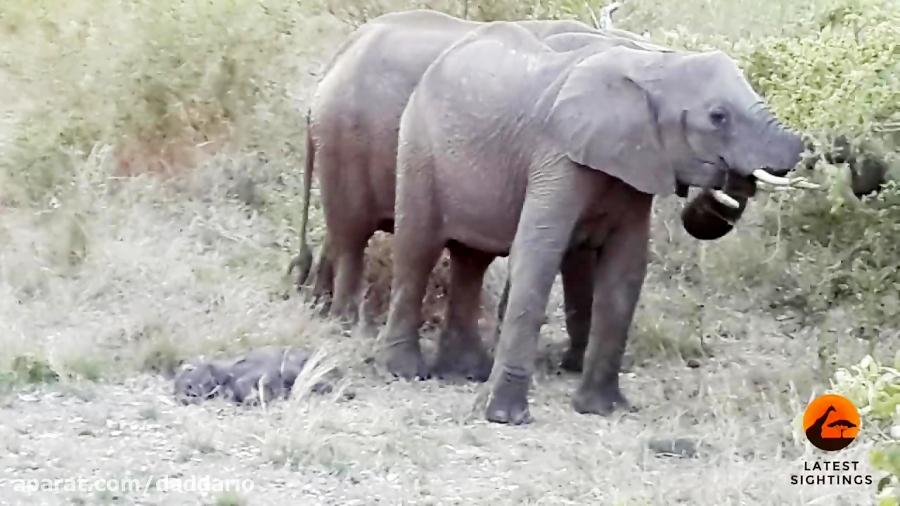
[378,339,429,380]
[315,299,332,318]
[572,383,632,416]
[485,368,532,425]
[330,305,359,332]
[560,346,586,373]
[352,317,378,341]
[310,274,333,306]
[432,330,493,382]
[287,248,313,289]
[310,283,332,308]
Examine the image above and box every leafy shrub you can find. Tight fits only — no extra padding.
[632,0,899,364]
[738,1,899,357]
[10,354,60,384]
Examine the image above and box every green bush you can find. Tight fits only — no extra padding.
[10,354,59,384]
[740,1,899,354]
[634,0,899,363]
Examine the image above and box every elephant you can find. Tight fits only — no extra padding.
[495,31,753,373]
[377,21,805,424]
[287,10,741,378]
[287,10,596,319]
[494,165,759,371]
[173,347,335,405]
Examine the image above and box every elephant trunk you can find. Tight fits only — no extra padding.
[740,109,804,180]
[680,175,757,241]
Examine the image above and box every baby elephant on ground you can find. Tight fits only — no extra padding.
[379,22,805,424]
[173,347,334,405]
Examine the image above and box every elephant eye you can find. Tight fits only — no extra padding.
[709,109,728,127]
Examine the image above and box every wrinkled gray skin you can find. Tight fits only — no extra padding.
[379,22,803,424]
[496,31,756,374]
[290,15,648,306]
[173,348,332,405]
[288,10,741,379]
[173,360,232,404]
[288,10,596,322]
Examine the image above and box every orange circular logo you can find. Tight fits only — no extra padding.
[803,394,861,451]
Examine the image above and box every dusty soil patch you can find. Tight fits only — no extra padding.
[0,320,877,505]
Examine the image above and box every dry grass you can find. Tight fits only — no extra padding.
[0,332,878,504]
[362,233,507,331]
[0,0,896,504]
[0,147,881,503]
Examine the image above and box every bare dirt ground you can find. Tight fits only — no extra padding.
[0,52,882,506]
[0,322,878,505]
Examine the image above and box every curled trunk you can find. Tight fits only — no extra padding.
[681,175,757,240]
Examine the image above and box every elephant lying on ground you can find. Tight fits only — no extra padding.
[288,10,748,378]
[378,22,805,424]
[173,347,335,405]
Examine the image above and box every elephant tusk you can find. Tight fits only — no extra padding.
[711,190,740,209]
[791,179,822,190]
[752,169,792,185]
[756,176,822,190]
[754,184,791,193]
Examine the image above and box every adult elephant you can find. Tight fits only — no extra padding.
[378,22,804,424]
[288,10,596,320]
[287,10,711,378]
[496,31,754,374]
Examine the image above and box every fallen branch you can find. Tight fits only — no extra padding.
[600,2,621,30]
[586,2,601,28]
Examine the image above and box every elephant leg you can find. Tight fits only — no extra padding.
[494,276,509,342]
[377,234,443,380]
[311,235,334,300]
[432,244,494,382]
[495,248,594,372]
[559,248,596,373]
[310,234,334,315]
[328,237,367,326]
[573,202,651,416]
[485,192,578,425]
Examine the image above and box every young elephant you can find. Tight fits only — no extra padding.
[173,347,332,405]
[173,359,232,404]
[379,23,804,424]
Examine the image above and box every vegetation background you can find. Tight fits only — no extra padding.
[0,0,897,504]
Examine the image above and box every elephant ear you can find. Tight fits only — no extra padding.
[546,50,675,195]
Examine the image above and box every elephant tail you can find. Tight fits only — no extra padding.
[287,110,316,287]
